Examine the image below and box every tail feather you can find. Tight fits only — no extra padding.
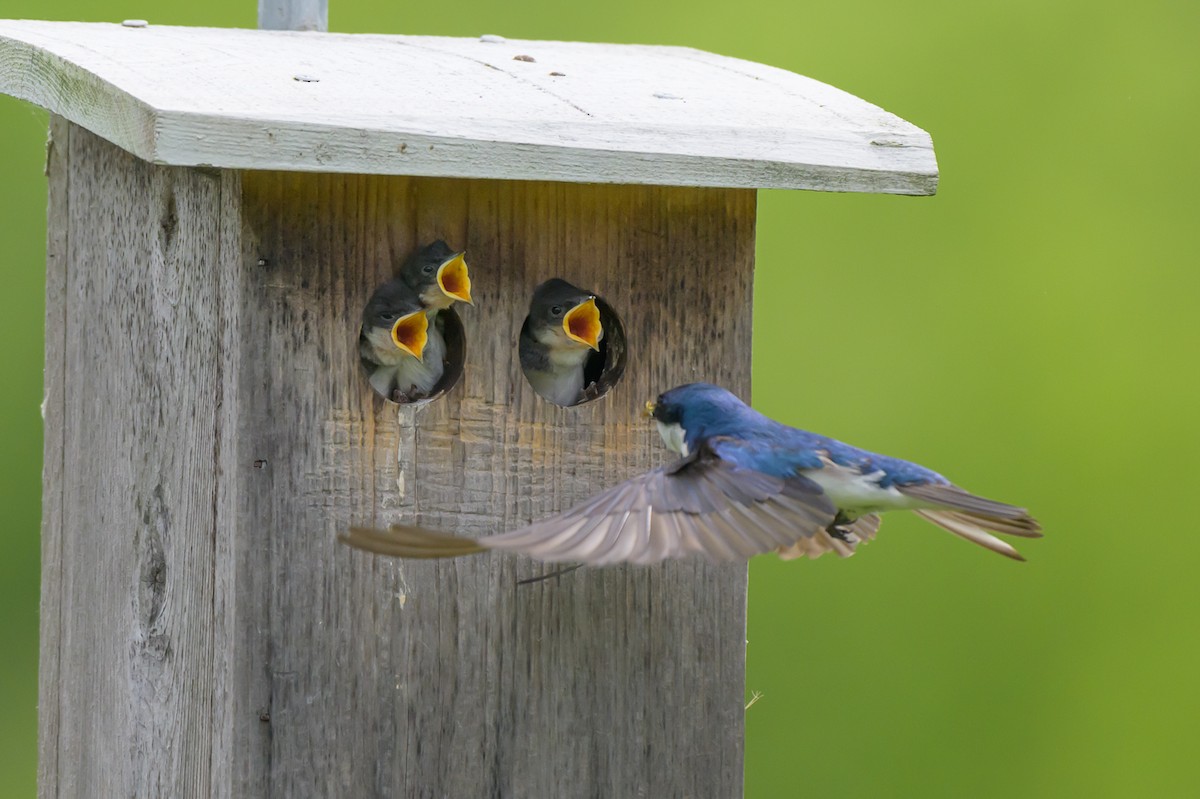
[900,483,1041,531]
[913,509,1028,561]
[940,510,1041,538]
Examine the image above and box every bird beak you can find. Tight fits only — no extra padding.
[390,310,429,360]
[563,297,602,351]
[436,252,473,305]
[643,401,657,419]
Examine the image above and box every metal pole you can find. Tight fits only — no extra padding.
[258,0,328,31]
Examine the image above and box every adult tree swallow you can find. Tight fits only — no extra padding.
[519,278,605,406]
[359,241,472,403]
[341,383,1041,564]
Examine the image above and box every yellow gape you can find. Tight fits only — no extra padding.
[436,253,473,305]
[390,310,429,359]
[563,297,602,351]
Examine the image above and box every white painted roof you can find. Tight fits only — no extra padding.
[0,20,937,193]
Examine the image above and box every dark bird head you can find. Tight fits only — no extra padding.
[362,280,430,361]
[644,383,765,455]
[526,278,603,351]
[399,240,473,310]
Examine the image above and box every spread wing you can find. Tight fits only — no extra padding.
[340,439,838,565]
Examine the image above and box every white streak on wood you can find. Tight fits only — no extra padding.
[395,405,415,503]
[0,20,937,194]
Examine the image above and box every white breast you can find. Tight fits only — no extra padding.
[655,421,689,456]
[527,367,584,406]
[360,325,405,365]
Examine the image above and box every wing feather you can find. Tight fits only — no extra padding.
[847,513,882,542]
[689,511,746,561]
[728,503,799,549]
[591,510,641,563]
[341,439,839,565]
[341,524,487,558]
[717,509,768,558]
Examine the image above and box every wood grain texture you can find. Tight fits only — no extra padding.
[0,20,938,194]
[227,173,755,797]
[40,124,227,797]
[210,169,264,799]
[39,133,755,796]
[38,112,69,799]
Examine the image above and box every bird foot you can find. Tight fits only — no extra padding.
[826,512,856,543]
[827,526,854,543]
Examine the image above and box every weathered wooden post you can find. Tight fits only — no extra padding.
[258,0,327,32]
[0,20,937,797]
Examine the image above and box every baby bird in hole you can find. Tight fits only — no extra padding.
[519,278,605,406]
[359,241,472,402]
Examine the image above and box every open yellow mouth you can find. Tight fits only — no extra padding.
[643,401,657,419]
[563,297,602,350]
[390,310,429,360]
[436,253,473,305]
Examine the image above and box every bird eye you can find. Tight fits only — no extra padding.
[422,264,435,275]
[550,305,563,316]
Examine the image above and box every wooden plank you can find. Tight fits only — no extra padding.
[258,0,327,32]
[209,169,271,799]
[228,173,755,796]
[0,20,937,194]
[38,112,69,799]
[44,124,225,797]
[39,148,754,794]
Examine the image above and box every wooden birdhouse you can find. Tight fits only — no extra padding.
[0,18,936,797]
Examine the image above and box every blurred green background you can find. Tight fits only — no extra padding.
[2,1,1196,796]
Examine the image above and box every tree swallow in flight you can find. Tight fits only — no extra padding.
[519,278,605,406]
[359,242,472,403]
[341,383,1041,564]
